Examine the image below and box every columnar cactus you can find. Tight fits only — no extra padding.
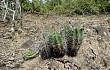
[41,24,84,59]
[41,31,65,59]
[73,27,84,51]
[77,27,84,45]
[61,24,84,56]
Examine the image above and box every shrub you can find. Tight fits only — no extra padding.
[20,0,110,15]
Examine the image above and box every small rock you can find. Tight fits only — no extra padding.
[104,56,110,67]
[7,61,14,64]
[64,62,72,69]
[9,57,15,61]
[6,63,20,68]
[0,62,5,67]
[14,63,20,68]
[21,40,34,49]
[10,27,15,32]
[17,59,24,64]
[12,53,16,57]
[91,24,109,37]
[17,28,22,34]
[6,64,15,68]
[21,40,39,53]
[92,49,99,56]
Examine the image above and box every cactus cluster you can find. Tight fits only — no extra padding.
[40,24,84,59]
[41,31,65,59]
[61,24,84,56]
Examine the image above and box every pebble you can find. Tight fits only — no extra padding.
[6,64,15,68]
[104,56,110,66]
[6,63,20,68]
[17,59,24,64]
[64,62,72,69]
[9,57,15,61]
[0,62,5,67]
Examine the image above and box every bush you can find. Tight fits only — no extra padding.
[20,0,110,15]
[20,0,32,11]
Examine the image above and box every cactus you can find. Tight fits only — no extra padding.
[42,31,50,39]
[40,45,53,60]
[48,32,63,47]
[41,31,65,59]
[61,24,74,56]
[61,24,74,40]
[73,27,84,50]
[61,24,84,56]
[77,27,84,45]
[41,24,84,59]
[22,48,36,60]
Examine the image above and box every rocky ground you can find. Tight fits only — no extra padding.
[0,14,110,70]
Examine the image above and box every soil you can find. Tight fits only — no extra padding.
[0,13,110,70]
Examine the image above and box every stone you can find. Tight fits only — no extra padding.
[91,24,109,37]
[104,56,110,67]
[10,27,15,32]
[12,53,16,57]
[6,63,20,68]
[9,57,15,61]
[21,40,39,53]
[21,40,34,48]
[21,40,33,49]
[64,62,72,69]
[17,59,24,64]
[6,64,15,68]
[14,63,20,68]
[0,62,5,67]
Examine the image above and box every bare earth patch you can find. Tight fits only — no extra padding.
[0,14,110,70]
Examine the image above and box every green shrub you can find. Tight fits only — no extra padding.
[20,0,110,15]
[20,0,31,11]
